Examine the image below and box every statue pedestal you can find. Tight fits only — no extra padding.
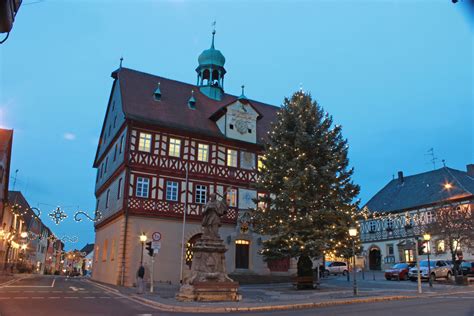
[176,237,240,302]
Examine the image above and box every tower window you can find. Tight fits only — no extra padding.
[248,129,252,134]
[229,124,234,130]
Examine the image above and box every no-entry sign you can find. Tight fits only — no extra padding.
[152,232,162,242]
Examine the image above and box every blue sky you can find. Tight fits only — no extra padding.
[0,0,472,249]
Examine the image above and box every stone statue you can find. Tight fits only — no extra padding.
[201,193,228,239]
[176,190,240,301]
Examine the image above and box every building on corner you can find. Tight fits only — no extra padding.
[91,31,293,287]
[359,165,474,271]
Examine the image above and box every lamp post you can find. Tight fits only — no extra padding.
[139,233,147,266]
[423,233,432,287]
[349,227,358,296]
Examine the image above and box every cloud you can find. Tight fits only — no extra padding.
[63,133,76,141]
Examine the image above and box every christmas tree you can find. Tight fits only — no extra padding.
[253,91,360,280]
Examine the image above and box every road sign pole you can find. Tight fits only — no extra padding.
[150,254,154,293]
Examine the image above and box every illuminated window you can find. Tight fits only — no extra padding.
[166,181,179,201]
[386,218,393,229]
[138,132,152,152]
[226,189,237,207]
[195,185,207,204]
[197,144,209,162]
[227,149,238,167]
[257,155,266,171]
[235,239,250,245]
[436,240,445,253]
[168,138,181,157]
[136,177,149,198]
[404,249,414,262]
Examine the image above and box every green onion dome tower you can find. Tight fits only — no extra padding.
[196,29,226,101]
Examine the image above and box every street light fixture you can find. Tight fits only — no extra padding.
[139,233,147,265]
[20,232,28,238]
[348,227,358,296]
[423,233,432,287]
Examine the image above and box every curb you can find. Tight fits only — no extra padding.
[129,294,414,313]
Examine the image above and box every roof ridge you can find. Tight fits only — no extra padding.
[118,67,280,109]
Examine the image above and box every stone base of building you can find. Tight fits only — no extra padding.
[176,282,240,302]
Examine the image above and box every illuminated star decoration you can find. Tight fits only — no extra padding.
[49,207,67,225]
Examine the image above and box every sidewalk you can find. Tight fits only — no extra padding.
[89,279,429,313]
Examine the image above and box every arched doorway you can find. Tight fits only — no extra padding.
[185,233,202,268]
[369,248,382,270]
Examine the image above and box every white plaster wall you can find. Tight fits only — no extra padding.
[96,170,126,222]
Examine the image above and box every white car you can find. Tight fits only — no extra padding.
[408,260,452,282]
[323,261,349,276]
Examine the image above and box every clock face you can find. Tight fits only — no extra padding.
[235,119,248,135]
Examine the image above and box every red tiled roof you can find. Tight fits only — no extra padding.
[0,129,13,151]
[114,68,280,144]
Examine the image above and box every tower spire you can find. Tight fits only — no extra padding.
[211,21,216,48]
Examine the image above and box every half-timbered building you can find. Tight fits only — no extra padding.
[360,166,474,271]
[92,32,285,286]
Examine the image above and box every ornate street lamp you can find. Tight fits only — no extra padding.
[423,233,432,287]
[349,227,358,296]
[139,233,147,266]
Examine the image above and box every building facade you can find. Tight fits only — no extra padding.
[92,32,290,287]
[360,166,474,271]
[0,129,13,270]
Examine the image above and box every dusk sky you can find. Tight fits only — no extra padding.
[0,0,472,250]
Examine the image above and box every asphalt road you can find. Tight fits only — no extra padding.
[0,275,171,316]
[0,274,472,316]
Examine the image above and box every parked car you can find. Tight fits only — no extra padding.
[408,260,452,282]
[323,261,349,276]
[461,261,474,277]
[384,262,416,280]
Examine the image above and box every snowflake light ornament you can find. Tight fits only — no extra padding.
[49,207,67,225]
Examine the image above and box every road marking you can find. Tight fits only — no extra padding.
[14,297,28,299]
[7,278,56,288]
[69,286,79,292]
[98,296,112,299]
[32,297,44,299]
[0,297,10,299]
[49,297,60,299]
[64,296,79,299]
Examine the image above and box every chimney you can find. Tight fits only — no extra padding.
[467,164,474,177]
[397,171,404,183]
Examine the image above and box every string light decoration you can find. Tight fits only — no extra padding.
[49,207,67,225]
[60,235,79,243]
[74,210,103,223]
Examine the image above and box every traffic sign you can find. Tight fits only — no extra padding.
[152,232,162,242]
[151,241,161,251]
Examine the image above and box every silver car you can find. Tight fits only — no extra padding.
[408,260,452,282]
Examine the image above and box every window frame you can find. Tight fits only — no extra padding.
[168,137,182,158]
[117,178,123,199]
[105,189,110,208]
[138,132,153,153]
[226,188,238,208]
[195,184,208,204]
[165,180,180,202]
[197,143,209,162]
[136,177,150,198]
[227,148,238,168]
